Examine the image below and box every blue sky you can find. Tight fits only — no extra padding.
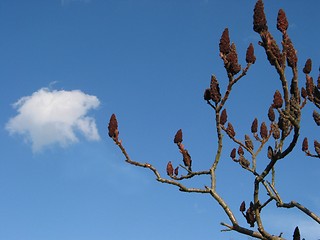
[1,0,320,239]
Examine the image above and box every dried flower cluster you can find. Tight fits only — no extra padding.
[253,0,267,33]
[272,90,283,108]
[108,114,119,141]
[174,129,192,172]
[303,59,312,74]
[276,9,288,34]
[239,201,256,227]
[219,28,230,55]
[246,43,256,64]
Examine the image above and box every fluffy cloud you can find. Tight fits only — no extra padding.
[6,88,100,152]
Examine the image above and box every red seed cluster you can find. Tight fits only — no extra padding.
[220,109,228,125]
[174,129,183,144]
[303,58,312,74]
[277,9,288,33]
[108,114,118,139]
[253,0,268,33]
[302,137,308,152]
[219,28,230,55]
[226,122,236,138]
[210,75,221,103]
[226,43,241,75]
[273,90,283,108]
[260,122,268,139]
[285,38,297,68]
[251,118,258,133]
[246,43,256,64]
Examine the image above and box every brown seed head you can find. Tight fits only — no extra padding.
[220,109,228,126]
[277,9,288,34]
[246,43,256,64]
[260,122,268,139]
[230,148,237,159]
[204,88,211,101]
[251,118,258,133]
[301,87,307,99]
[302,137,308,152]
[226,122,236,138]
[293,226,300,240]
[273,90,283,108]
[303,58,312,74]
[174,129,183,144]
[286,38,297,68]
[313,110,320,126]
[253,0,268,33]
[182,149,192,170]
[240,201,246,212]
[268,106,275,122]
[219,28,230,55]
[226,43,241,75]
[267,146,273,159]
[174,166,179,176]
[108,114,118,139]
[306,75,314,97]
[210,75,221,103]
[239,155,250,168]
[314,140,320,156]
[238,146,244,156]
[166,161,174,176]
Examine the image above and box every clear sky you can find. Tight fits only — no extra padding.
[1,0,320,239]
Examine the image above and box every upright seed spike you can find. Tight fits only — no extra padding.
[219,28,230,55]
[220,109,228,126]
[277,9,288,34]
[293,226,300,240]
[226,122,236,138]
[166,161,174,176]
[303,58,312,74]
[260,122,268,139]
[253,0,268,33]
[174,129,183,144]
[302,137,308,152]
[273,90,283,108]
[246,43,256,64]
[108,114,119,139]
[240,201,246,212]
[251,118,258,133]
[210,75,221,103]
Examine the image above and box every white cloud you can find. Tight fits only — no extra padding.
[6,88,100,152]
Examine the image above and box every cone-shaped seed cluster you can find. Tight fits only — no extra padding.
[174,129,183,144]
[273,90,283,108]
[246,43,256,64]
[220,109,228,125]
[293,226,300,240]
[173,129,192,172]
[312,110,320,126]
[108,114,119,141]
[219,28,230,55]
[303,58,312,74]
[277,9,288,34]
[302,137,308,152]
[166,161,174,176]
[253,0,268,33]
[251,118,258,133]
